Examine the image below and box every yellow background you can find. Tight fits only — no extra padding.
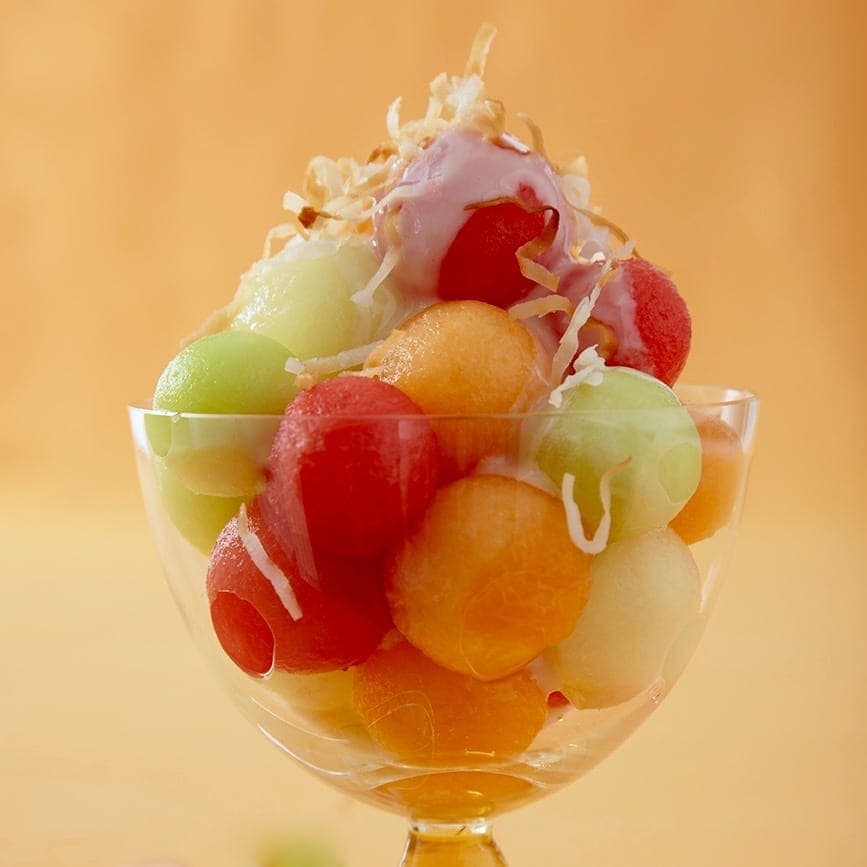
[2,1,865,865]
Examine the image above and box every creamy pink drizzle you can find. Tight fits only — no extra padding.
[557,262,646,369]
[376,128,577,298]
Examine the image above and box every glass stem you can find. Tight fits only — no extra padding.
[399,819,507,866]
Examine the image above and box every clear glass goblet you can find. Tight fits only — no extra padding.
[129,385,758,866]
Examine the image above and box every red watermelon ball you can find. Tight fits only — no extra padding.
[206,499,391,675]
[437,186,547,308]
[619,257,692,386]
[262,376,441,559]
[560,257,691,387]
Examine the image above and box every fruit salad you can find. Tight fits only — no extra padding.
[141,26,750,819]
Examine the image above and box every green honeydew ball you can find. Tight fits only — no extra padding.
[545,527,701,709]
[230,238,395,358]
[536,367,701,541]
[153,459,244,555]
[149,330,293,497]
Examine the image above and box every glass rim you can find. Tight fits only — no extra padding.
[127,383,759,422]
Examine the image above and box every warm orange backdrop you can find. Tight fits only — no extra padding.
[1,2,865,866]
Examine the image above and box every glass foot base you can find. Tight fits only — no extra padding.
[400,820,507,866]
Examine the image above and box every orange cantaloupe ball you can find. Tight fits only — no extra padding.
[387,475,592,681]
[366,300,548,475]
[353,640,547,765]
[670,416,745,544]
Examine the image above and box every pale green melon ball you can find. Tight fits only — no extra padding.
[536,367,701,541]
[230,238,395,358]
[154,459,243,555]
[147,412,280,498]
[149,331,292,496]
[154,330,297,415]
[545,527,701,709]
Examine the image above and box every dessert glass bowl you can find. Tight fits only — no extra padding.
[129,384,758,866]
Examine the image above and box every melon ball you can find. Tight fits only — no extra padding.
[536,367,701,541]
[558,257,692,386]
[367,300,547,475]
[150,331,294,496]
[437,195,548,307]
[353,640,547,765]
[206,499,391,675]
[545,528,701,708]
[375,128,575,300]
[262,377,440,559]
[670,415,745,544]
[387,475,592,680]
[154,458,244,554]
[230,237,396,358]
[154,330,297,415]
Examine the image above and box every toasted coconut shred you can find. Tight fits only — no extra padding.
[549,239,636,389]
[509,294,574,321]
[285,340,386,390]
[516,112,546,156]
[516,207,561,292]
[237,504,302,621]
[548,346,606,407]
[375,180,438,214]
[351,248,399,309]
[262,223,300,259]
[560,458,631,555]
[551,281,604,386]
[577,207,633,248]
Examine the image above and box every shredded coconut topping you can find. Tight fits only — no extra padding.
[548,346,606,407]
[577,208,633,247]
[560,458,631,555]
[562,155,589,178]
[237,504,302,621]
[262,223,299,259]
[284,340,386,388]
[509,294,574,321]
[375,179,438,214]
[516,205,561,292]
[549,237,637,391]
[465,22,497,77]
[351,248,399,308]
[551,281,604,384]
[517,112,546,156]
